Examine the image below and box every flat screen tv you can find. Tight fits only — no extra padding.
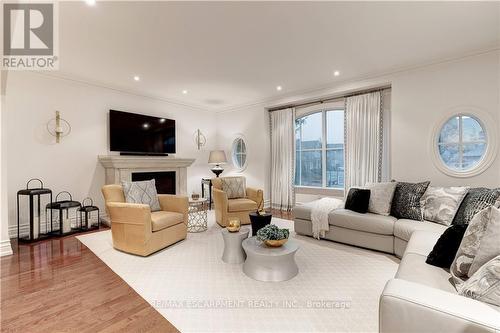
[109,110,176,155]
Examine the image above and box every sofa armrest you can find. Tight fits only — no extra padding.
[380,279,500,333]
[246,187,263,209]
[158,194,189,222]
[106,202,151,225]
[213,188,228,211]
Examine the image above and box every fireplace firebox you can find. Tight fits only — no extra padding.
[132,171,176,194]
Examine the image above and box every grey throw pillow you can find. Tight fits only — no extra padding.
[451,206,500,284]
[452,187,500,225]
[122,179,161,212]
[390,181,430,220]
[420,186,469,226]
[221,177,246,199]
[458,255,500,307]
[364,182,397,216]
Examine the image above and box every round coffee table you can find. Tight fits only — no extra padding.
[249,212,272,236]
[242,237,299,282]
[221,228,250,264]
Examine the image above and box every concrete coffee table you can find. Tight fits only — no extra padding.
[242,237,299,282]
[221,228,250,264]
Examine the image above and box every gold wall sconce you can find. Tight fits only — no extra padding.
[47,111,71,143]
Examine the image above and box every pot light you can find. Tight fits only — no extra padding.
[182,90,188,95]
[85,0,96,6]
[333,70,340,77]
[276,86,282,91]
[142,123,150,129]
[133,75,140,81]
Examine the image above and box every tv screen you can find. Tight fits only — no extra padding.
[109,110,176,155]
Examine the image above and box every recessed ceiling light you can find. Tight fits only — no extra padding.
[133,75,140,81]
[276,86,282,91]
[182,90,188,95]
[142,123,150,129]
[333,70,340,77]
[85,0,96,6]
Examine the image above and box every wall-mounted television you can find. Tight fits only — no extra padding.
[109,110,176,155]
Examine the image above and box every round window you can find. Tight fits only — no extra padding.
[432,111,496,177]
[232,137,247,171]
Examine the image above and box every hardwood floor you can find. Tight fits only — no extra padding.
[1,210,292,332]
[0,228,179,333]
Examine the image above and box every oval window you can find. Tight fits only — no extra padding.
[232,137,247,171]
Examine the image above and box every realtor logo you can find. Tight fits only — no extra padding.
[2,2,59,70]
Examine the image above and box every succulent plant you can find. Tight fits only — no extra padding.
[256,224,290,242]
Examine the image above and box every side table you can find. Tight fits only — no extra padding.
[249,211,272,236]
[221,228,250,264]
[187,198,208,233]
[201,178,213,210]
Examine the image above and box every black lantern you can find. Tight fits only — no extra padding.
[16,179,53,242]
[78,198,100,230]
[46,191,81,236]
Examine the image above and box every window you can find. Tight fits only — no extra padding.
[438,115,486,171]
[295,109,344,188]
[231,136,247,171]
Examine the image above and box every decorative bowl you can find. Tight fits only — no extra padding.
[227,218,241,232]
[264,239,288,247]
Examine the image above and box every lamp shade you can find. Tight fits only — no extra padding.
[208,150,227,164]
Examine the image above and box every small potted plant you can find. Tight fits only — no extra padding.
[256,224,290,247]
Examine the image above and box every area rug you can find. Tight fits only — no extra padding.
[77,212,399,333]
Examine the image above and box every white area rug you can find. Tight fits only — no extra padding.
[77,212,399,333]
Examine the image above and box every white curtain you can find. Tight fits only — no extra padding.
[345,92,382,190]
[270,108,295,211]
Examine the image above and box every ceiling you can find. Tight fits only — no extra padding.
[57,1,500,111]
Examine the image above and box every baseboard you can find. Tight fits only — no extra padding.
[0,240,13,257]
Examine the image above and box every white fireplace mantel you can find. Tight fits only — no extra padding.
[98,155,195,195]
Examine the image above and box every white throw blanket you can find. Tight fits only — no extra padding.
[311,197,344,239]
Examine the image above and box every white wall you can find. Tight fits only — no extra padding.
[1,79,13,256]
[216,51,500,204]
[4,72,217,237]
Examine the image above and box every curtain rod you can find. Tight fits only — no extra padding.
[267,85,391,112]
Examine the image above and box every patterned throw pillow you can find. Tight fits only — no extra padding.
[458,255,500,307]
[122,179,161,212]
[451,206,500,284]
[452,188,500,225]
[390,181,430,220]
[364,182,397,216]
[420,186,469,226]
[221,177,246,199]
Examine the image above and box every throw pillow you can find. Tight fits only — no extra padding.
[221,177,246,199]
[420,186,469,226]
[452,187,500,225]
[390,181,430,220]
[364,182,397,216]
[469,206,500,276]
[426,224,468,269]
[451,206,499,284]
[122,179,161,212]
[345,188,371,214]
[458,255,500,307]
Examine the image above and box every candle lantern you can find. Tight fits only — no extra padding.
[16,179,53,242]
[46,191,81,236]
[78,198,100,230]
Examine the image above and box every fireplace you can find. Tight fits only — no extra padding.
[132,171,176,194]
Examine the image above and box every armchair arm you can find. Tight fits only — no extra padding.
[379,279,500,333]
[106,202,151,225]
[213,188,228,211]
[246,187,263,209]
[158,194,189,223]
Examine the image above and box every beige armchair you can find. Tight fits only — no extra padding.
[212,177,263,227]
[102,184,188,256]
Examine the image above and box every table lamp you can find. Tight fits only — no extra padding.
[208,150,227,177]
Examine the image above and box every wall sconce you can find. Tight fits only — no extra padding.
[193,129,206,150]
[47,111,71,143]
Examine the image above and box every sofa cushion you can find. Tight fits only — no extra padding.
[452,187,500,225]
[328,209,396,235]
[458,255,500,307]
[345,188,371,213]
[293,201,316,220]
[390,181,430,220]
[421,186,469,226]
[394,219,447,242]
[426,224,468,269]
[151,211,184,231]
[365,181,397,216]
[228,198,257,212]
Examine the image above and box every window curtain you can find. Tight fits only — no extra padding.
[270,108,295,211]
[344,91,382,190]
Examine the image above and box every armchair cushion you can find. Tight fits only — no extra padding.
[151,211,184,231]
[221,177,246,199]
[228,198,258,212]
[122,179,161,211]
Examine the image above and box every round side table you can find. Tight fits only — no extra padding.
[187,198,208,233]
[249,212,272,236]
[221,228,250,264]
[242,237,299,282]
